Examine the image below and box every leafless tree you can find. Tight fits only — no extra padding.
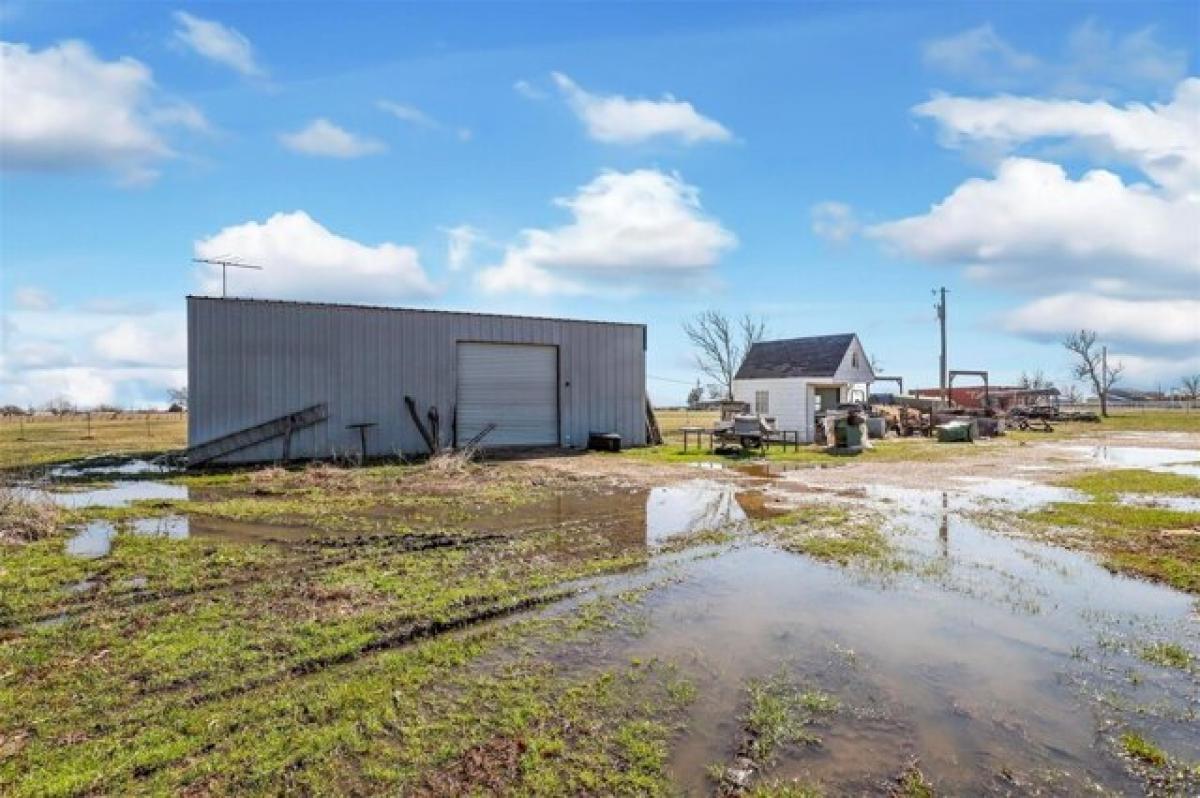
[1063,330,1123,417]
[167,386,188,411]
[682,310,767,401]
[1018,369,1054,390]
[1061,384,1082,405]
[43,396,76,415]
[1180,374,1200,401]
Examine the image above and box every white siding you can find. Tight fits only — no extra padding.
[732,378,813,441]
[834,336,875,384]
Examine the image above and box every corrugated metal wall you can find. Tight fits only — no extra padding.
[187,297,647,463]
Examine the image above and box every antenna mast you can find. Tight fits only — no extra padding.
[193,257,264,298]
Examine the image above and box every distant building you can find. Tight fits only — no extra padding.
[731,333,875,441]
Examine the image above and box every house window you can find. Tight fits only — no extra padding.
[755,390,769,414]
[852,352,859,368]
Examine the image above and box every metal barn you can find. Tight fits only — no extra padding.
[187,297,647,464]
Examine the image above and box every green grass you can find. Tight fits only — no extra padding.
[741,672,838,763]
[755,505,898,568]
[1,453,719,795]
[1119,731,1168,766]
[1138,641,1194,671]
[1025,496,1200,593]
[1060,469,1200,501]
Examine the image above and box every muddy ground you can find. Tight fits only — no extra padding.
[2,431,1199,796]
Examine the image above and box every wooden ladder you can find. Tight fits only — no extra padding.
[187,403,329,467]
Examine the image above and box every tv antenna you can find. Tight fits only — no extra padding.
[193,256,264,298]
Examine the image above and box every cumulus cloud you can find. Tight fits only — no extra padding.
[172,11,264,78]
[552,72,731,145]
[1003,294,1200,349]
[279,118,385,158]
[0,305,186,408]
[914,78,1200,197]
[194,210,437,302]
[478,169,735,296]
[810,201,860,243]
[0,40,204,182]
[922,20,1186,98]
[868,157,1199,293]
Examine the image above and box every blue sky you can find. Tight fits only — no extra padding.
[1,1,1197,408]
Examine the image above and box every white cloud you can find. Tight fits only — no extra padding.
[922,20,1186,98]
[0,40,204,182]
[1094,351,1200,386]
[1004,293,1200,349]
[552,72,732,145]
[442,224,482,272]
[810,201,860,243]
[513,79,547,100]
[376,100,437,128]
[868,157,1199,294]
[914,78,1200,197]
[279,118,385,158]
[0,305,186,408]
[12,286,54,311]
[376,99,471,141]
[478,169,735,296]
[93,318,186,367]
[193,210,438,302]
[923,24,1040,84]
[171,11,264,78]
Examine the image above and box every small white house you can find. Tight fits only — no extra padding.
[732,333,875,442]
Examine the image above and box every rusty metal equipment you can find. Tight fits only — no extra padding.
[947,369,989,407]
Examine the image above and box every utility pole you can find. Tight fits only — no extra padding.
[934,287,948,402]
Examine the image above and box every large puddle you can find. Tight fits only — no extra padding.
[1067,444,1200,477]
[609,480,1198,794]
[31,452,1200,792]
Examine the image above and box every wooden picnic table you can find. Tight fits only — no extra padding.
[680,426,714,453]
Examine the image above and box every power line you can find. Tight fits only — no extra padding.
[647,374,697,386]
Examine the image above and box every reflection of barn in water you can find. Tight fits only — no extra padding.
[178,481,780,558]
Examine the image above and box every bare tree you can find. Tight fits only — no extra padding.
[1180,374,1200,402]
[167,386,188,411]
[1063,330,1123,417]
[1018,369,1053,390]
[686,381,704,408]
[683,311,767,401]
[1061,383,1082,405]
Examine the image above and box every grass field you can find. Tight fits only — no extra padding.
[0,414,186,472]
[2,409,1199,793]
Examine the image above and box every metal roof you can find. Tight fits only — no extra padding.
[734,333,857,380]
[186,296,646,329]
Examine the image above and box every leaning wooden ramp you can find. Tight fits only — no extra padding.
[187,403,329,467]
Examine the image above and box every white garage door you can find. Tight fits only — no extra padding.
[457,343,559,446]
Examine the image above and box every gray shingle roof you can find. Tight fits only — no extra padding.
[734,334,856,380]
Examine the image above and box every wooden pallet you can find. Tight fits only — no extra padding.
[187,403,329,466]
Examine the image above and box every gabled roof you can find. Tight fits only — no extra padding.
[734,333,858,380]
